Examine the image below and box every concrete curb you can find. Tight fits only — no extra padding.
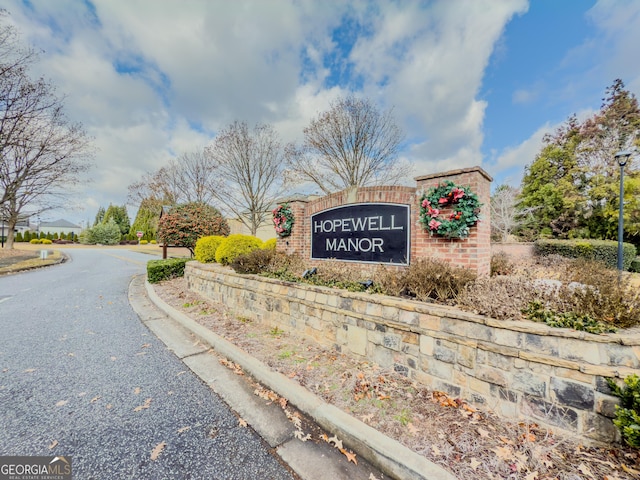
[143,277,456,480]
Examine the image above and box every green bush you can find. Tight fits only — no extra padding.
[140,239,148,245]
[150,239,157,245]
[606,374,640,448]
[30,238,41,244]
[41,238,52,245]
[631,257,640,273]
[534,239,637,270]
[215,234,263,265]
[147,258,189,284]
[262,238,277,250]
[23,231,32,242]
[194,235,226,263]
[14,232,23,242]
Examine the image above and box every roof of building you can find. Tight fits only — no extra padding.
[39,219,81,228]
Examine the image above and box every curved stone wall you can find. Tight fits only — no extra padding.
[185,261,640,444]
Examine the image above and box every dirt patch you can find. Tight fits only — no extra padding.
[152,277,640,479]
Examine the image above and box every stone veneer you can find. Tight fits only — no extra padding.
[185,262,640,444]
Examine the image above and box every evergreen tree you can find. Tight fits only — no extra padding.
[94,206,106,226]
[519,80,640,240]
[130,198,160,241]
[103,204,131,236]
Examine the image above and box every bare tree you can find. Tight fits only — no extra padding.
[128,149,221,208]
[490,184,535,242]
[286,95,410,194]
[205,121,284,236]
[0,17,93,249]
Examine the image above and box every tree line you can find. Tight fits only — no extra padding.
[492,79,640,246]
[127,96,410,240]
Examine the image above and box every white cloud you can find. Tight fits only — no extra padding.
[3,0,529,223]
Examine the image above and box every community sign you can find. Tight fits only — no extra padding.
[311,203,410,265]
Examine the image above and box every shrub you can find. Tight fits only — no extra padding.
[79,220,122,245]
[490,251,514,276]
[535,239,637,270]
[215,234,263,265]
[150,239,157,245]
[194,235,226,263]
[157,202,230,255]
[606,374,640,448]
[14,232,23,242]
[140,239,148,245]
[402,258,476,303]
[262,238,277,250]
[41,238,52,245]
[230,248,275,274]
[147,258,189,283]
[30,239,41,244]
[631,257,640,273]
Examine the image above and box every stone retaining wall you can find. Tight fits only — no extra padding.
[185,261,640,444]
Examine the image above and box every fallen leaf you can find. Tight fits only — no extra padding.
[407,422,419,436]
[339,448,357,465]
[55,400,68,407]
[469,458,481,471]
[23,368,36,373]
[177,426,191,434]
[136,352,147,356]
[106,404,113,409]
[90,396,101,403]
[477,427,490,438]
[176,371,186,376]
[67,353,75,357]
[134,387,141,395]
[524,471,538,480]
[150,441,166,461]
[499,436,515,445]
[431,444,441,456]
[48,440,58,450]
[320,433,329,442]
[134,398,152,412]
[492,446,512,461]
[110,356,117,361]
[361,413,374,423]
[293,430,311,442]
[141,343,151,348]
[238,418,247,427]
[328,435,343,450]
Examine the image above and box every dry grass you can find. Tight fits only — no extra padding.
[153,277,640,480]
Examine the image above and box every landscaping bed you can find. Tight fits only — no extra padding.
[152,276,640,479]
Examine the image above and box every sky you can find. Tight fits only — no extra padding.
[3,0,640,227]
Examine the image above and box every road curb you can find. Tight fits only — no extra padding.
[141,275,456,480]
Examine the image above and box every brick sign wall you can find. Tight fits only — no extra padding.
[277,166,492,276]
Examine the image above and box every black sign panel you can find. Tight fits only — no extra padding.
[311,203,410,265]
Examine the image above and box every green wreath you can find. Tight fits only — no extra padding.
[272,203,295,238]
[418,180,482,239]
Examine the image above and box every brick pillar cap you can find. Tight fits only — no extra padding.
[415,166,493,183]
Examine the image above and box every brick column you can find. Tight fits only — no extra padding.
[414,167,492,277]
[275,198,308,258]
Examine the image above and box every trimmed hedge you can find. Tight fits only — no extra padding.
[194,235,226,263]
[631,257,640,273]
[147,258,189,284]
[215,234,263,265]
[534,239,637,270]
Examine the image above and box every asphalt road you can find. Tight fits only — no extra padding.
[0,248,297,479]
